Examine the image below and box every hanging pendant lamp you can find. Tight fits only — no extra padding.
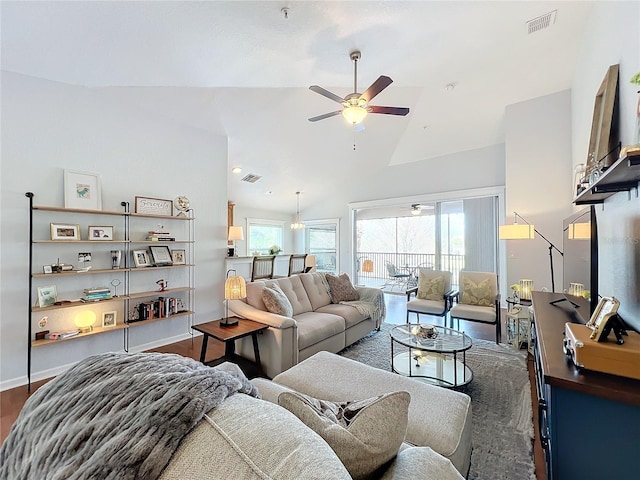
[291,192,305,230]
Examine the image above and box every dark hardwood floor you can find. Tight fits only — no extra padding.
[0,293,545,479]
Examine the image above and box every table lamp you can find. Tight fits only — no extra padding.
[305,254,316,273]
[75,311,96,333]
[221,269,246,327]
[228,226,244,257]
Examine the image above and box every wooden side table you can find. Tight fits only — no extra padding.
[191,318,268,376]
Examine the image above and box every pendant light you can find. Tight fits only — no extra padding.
[291,191,305,230]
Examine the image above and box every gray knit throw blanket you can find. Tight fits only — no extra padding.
[0,352,260,480]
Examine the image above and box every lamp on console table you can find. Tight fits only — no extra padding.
[228,226,244,257]
[221,269,246,327]
[304,254,317,273]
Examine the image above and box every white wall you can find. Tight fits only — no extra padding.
[504,90,573,293]
[1,73,228,389]
[571,1,640,330]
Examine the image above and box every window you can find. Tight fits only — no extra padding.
[246,218,285,256]
[305,219,340,274]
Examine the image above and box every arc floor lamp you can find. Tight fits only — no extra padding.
[499,212,563,292]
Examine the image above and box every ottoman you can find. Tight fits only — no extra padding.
[252,350,472,476]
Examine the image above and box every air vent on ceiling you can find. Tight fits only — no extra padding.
[527,10,557,34]
[241,173,262,184]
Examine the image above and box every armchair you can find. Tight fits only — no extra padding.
[406,269,454,326]
[449,271,501,343]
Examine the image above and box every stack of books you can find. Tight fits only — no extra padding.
[45,330,80,340]
[146,231,175,242]
[83,287,112,302]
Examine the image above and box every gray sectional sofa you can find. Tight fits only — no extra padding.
[229,272,385,378]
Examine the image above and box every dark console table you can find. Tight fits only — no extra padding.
[532,291,640,480]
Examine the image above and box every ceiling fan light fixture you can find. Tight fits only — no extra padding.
[342,106,367,125]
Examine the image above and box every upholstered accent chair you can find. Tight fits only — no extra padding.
[251,255,276,281]
[288,254,308,276]
[449,271,501,343]
[406,269,454,326]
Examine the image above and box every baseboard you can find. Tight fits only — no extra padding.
[0,332,197,392]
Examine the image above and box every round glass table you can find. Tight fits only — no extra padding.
[390,324,473,388]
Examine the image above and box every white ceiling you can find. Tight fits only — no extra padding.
[1,1,593,213]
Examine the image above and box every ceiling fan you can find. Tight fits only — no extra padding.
[308,50,410,126]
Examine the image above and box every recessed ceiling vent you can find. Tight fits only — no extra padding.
[241,173,262,184]
[527,10,557,34]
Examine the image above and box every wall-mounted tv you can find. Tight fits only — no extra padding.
[562,206,598,315]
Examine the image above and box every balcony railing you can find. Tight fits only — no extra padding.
[356,252,466,289]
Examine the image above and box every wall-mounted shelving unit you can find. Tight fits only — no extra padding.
[574,151,640,205]
[26,192,195,389]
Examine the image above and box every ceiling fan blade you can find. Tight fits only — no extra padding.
[360,76,393,103]
[309,85,345,104]
[308,111,343,122]
[369,106,410,116]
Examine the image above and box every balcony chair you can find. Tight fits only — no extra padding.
[251,255,276,282]
[383,262,411,291]
[287,253,308,276]
[406,269,454,326]
[449,271,501,343]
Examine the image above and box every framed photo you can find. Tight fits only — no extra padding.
[88,225,114,241]
[132,249,152,268]
[43,265,53,274]
[134,196,173,216]
[102,311,117,328]
[149,245,173,266]
[50,223,80,241]
[37,285,57,307]
[171,249,186,265]
[64,170,102,210]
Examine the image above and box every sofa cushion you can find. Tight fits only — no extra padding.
[278,390,410,480]
[266,276,313,315]
[295,312,345,350]
[417,274,445,301]
[160,393,351,480]
[299,273,333,310]
[379,447,465,480]
[262,283,293,317]
[315,303,367,328]
[325,273,359,304]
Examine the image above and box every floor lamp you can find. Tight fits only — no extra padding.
[499,212,563,292]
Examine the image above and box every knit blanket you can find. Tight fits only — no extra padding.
[0,352,260,480]
[342,286,387,327]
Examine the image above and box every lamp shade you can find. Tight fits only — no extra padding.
[362,259,374,273]
[342,106,367,124]
[228,226,244,241]
[305,254,317,270]
[75,310,96,333]
[499,224,535,240]
[567,222,590,240]
[225,274,246,300]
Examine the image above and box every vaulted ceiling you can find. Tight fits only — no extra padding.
[1,1,593,212]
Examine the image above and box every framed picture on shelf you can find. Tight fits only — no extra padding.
[43,265,53,274]
[134,196,173,216]
[37,285,57,307]
[149,245,173,266]
[171,249,186,265]
[88,225,114,240]
[102,311,117,328]
[50,223,80,241]
[64,170,102,210]
[132,249,151,268]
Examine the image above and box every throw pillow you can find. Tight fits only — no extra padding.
[417,274,445,301]
[278,391,410,480]
[262,284,293,317]
[325,273,359,304]
[460,277,494,306]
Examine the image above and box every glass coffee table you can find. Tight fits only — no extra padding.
[390,324,473,388]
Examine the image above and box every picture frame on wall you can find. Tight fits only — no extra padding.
[102,311,117,328]
[88,225,114,240]
[50,223,80,241]
[171,249,186,265]
[149,245,173,266]
[37,285,57,308]
[132,249,151,268]
[64,170,102,211]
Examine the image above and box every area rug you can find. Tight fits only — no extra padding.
[338,323,535,480]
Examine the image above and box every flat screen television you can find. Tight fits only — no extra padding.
[562,206,598,315]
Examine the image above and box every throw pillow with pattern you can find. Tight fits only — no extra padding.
[417,274,445,301]
[278,391,410,480]
[461,277,494,306]
[262,283,293,317]
[325,273,360,304]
